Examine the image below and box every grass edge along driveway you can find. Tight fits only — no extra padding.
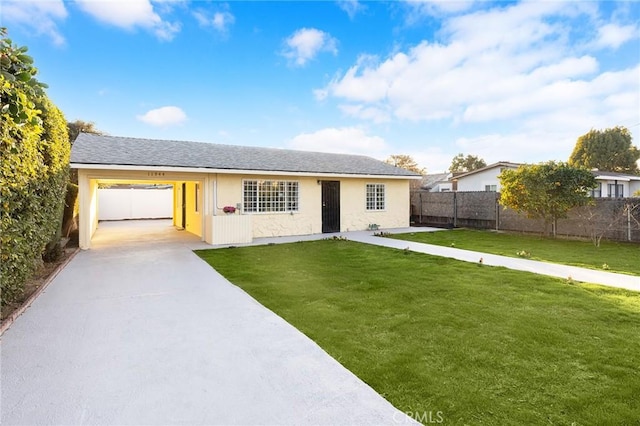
[196,240,640,425]
[389,228,640,276]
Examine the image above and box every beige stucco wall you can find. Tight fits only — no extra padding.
[214,174,410,238]
[340,178,410,231]
[215,174,322,238]
[76,166,412,248]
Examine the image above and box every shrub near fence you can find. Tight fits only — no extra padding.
[411,191,640,243]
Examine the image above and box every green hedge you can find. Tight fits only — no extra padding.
[1,29,70,306]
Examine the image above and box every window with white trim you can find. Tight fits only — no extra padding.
[607,183,623,198]
[243,180,299,213]
[366,183,385,211]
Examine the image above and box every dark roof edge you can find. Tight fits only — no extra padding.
[69,161,422,178]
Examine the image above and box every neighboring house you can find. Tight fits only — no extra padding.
[452,161,520,192]
[590,171,640,198]
[420,173,453,192]
[70,134,420,249]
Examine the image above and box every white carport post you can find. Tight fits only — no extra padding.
[203,175,215,245]
[77,170,99,249]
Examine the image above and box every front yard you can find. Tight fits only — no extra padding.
[197,240,640,425]
[390,229,640,275]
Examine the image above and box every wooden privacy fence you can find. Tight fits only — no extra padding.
[411,191,640,243]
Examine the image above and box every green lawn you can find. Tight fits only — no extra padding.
[389,229,640,275]
[196,240,640,425]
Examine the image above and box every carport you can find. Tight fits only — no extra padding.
[75,167,209,249]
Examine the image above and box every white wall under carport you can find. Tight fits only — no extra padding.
[98,187,173,220]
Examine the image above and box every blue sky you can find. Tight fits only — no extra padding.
[4,0,639,172]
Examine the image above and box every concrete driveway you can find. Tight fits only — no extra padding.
[1,220,414,425]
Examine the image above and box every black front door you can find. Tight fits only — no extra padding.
[321,181,340,233]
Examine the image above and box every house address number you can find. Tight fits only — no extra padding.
[147,172,166,177]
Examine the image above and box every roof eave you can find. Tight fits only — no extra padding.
[70,162,421,179]
[452,161,521,180]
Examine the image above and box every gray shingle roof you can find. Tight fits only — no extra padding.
[70,134,420,177]
[453,161,521,179]
[420,173,450,189]
[591,170,640,180]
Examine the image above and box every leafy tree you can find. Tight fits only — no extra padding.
[569,126,639,174]
[449,153,487,173]
[385,154,425,190]
[1,28,69,305]
[67,119,103,144]
[385,154,425,174]
[0,28,47,125]
[499,162,597,237]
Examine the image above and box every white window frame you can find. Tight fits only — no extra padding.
[366,183,386,211]
[607,183,623,198]
[242,179,299,214]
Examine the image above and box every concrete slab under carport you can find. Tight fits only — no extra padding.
[91,218,204,248]
[1,220,416,425]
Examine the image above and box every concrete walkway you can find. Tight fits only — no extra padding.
[1,220,416,425]
[347,229,640,292]
[241,227,640,292]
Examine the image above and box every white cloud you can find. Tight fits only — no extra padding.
[137,106,187,126]
[411,146,453,174]
[313,2,640,171]
[318,2,638,149]
[193,6,235,35]
[594,23,639,49]
[401,0,477,25]
[452,130,583,168]
[313,88,329,101]
[2,0,67,45]
[338,104,391,124]
[75,0,181,41]
[289,127,387,156]
[406,0,476,15]
[337,0,366,19]
[321,2,602,119]
[282,28,338,67]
